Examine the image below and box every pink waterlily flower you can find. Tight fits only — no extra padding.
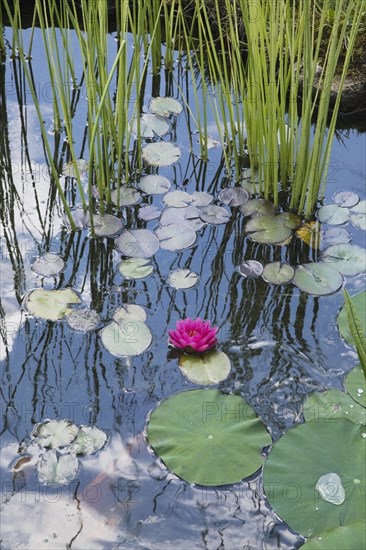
[168,318,218,353]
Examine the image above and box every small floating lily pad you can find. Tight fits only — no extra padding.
[113,304,147,323]
[263,418,366,537]
[32,254,65,277]
[178,351,231,385]
[218,187,249,207]
[69,426,107,456]
[101,319,152,357]
[62,208,90,230]
[142,142,181,166]
[66,308,101,332]
[37,451,79,486]
[138,204,161,221]
[110,187,141,206]
[162,191,192,208]
[293,263,343,295]
[149,96,183,116]
[167,268,198,289]
[350,200,366,230]
[333,191,359,208]
[160,206,205,230]
[262,262,295,284]
[337,290,366,346]
[345,365,366,407]
[322,244,366,276]
[303,388,365,425]
[237,260,263,278]
[32,420,79,449]
[118,258,154,279]
[240,199,275,217]
[131,113,170,138]
[115,229,160,258]
[190,191,214,207]
[317,204,350,225]
[62,158,88,177]
[245,214,292,245]
[25,289,81,321]
[155,223,196,251]
[93,214,123,236]
[138,175,171,195]
[147,389,271,486]
[200,205,231,224]
[301,521,366,550]
[322,227,351,246]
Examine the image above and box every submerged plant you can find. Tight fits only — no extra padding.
[168,318,219,353]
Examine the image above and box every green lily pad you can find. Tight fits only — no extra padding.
[131,113,170,138]
[162,191,192,208]
[190,191,214,206]
[138,175,171,195]
[245,214,292,245]
[155,223,197,251]
[303,389,366,425]
[32,420,79,449]
[113,304,147,323]
[322,244,366,276]
[262,262,295,284]
[118,258,154,279]
[142,142,181,166]
[110,187,141,206]
[66,308,101,332]
[237,260,263,278]
[337,290,366,346]
[178,351,231,385]
[280,212,302,229]
[263,419,366,537]
[333,191,359,208]
[293,263,343,295]
[101,319,152,357]
[199,205,231,224]
[32,254,65,277]
[167,268,199,289]
[37,451,79,486]
[69,426,107,456]
[350,200,366,230]
[345,365,366,407]
[149,96,183,116]
[218,187,249,207]
[317,204,350,225]
[115,229,160,258]
[147,389,272,486]
[301,521,366,549]
[93,214,123,236]
[240,198,275,217]
[138,204,161,221]
[24,289,81,321]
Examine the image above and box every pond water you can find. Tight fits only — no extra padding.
[0,23,365,550]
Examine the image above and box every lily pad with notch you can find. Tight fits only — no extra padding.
[237,260,263,278]
[178,351,231,385]
[322,244,366,276]
[240,198,275,217]
[24,288,81,321]
[147,389,272,486]
[245,213,292,245]
[138,204,161,221]
[262,262,295,284]
[118,258,154,279]
[62,208,90,230]
[130,113,170,138]
[293,263,343,295]
[142,142,181,167]
[113,304,147,323]
[317,204,350,226]
[199,205,231,225]
[101,319,152,357]
[162,191,192,208]
[110,187,141,206]
[333,191,359,208]
[219,187,249,207]
[263,418,366,538]
[149,96,183,117]
[167,268,199,290]
[32,254,65,277]
[138,175,171,195]
[160,206,205,231]
[115,229,160,258]
[190,191,214,207]
[155,223,197,251]
[93,213,124,236]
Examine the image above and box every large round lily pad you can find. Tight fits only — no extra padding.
[263,419,366,537]
[101,319,152,357]
[147,389,271,486]
[337,290,366,346]
[301,521,366,549]
[138,175,171,195]
[155,223,196,251]
[142,142,181,166]
[303,389,365,425]
[322,244,366,276]
[162,191,192,208]
[160,206,204,231]
[293,263,343,295]
[178,351,231,385]
[115,229,160,258]
[245,214,292,245]
[24,289,81,321]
